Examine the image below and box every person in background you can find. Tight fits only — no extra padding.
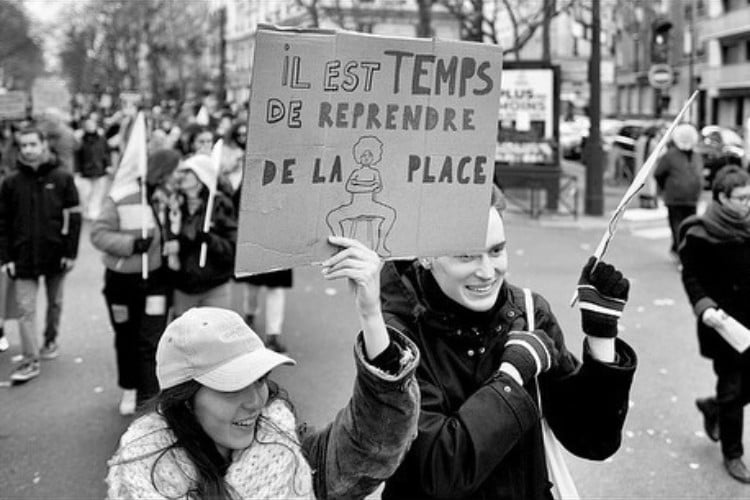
[75,114,111,220]
[678,165,750,483]
[167,155,237,316]
[635,123,665,209]
[654,123,703,263]
[107,236,420,498]
[0,127,82,383]
[90,151,178,415]
[379,187,637,499]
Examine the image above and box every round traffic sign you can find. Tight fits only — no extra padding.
[648,64,673,89]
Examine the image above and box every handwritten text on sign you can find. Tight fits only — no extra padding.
[236,27,503,275]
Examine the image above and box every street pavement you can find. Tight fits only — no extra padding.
[1,178,749,499]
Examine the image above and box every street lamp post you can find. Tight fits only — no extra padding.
[585,0,604,215]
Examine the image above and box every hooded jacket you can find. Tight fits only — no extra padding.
[654,145,703,206]
[379,261,637,500]
[0,158,81,278]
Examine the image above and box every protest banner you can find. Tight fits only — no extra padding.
[236,25,503,275]
[0,91,28,120]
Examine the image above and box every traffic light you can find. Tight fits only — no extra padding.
[651,18,673,65]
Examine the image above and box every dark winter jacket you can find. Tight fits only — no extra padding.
[654,146,703,206]
[75,131,110,178]
[0,159,81,278]
[172,191,237,294]
[679,217,750,361]
[379,261,637,500]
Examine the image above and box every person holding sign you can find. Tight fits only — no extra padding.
[107,237,420,499]
[678,165,750,483]
[167,155,237,316]
[378,187,637,500]
[90,152,178,414]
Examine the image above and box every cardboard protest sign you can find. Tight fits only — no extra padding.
[0,91,28,120]
[236,26,503,275]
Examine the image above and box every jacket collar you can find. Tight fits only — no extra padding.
[380,261,526,338]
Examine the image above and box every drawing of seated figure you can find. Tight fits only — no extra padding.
[326,136,397,257]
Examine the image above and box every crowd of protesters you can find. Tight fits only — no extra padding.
[11,87,750,495]
[0,97,293,408]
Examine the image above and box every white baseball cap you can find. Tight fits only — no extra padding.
[156,307,295,392]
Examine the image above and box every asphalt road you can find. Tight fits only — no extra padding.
[1,201,748,499]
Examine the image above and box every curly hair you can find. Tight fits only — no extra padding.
[352,136,383,164]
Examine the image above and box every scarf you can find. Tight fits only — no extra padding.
[680,201,750,247]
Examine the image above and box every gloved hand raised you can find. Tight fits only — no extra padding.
[500,330,556,385]
[577,256,629,338]
[132,236,153,255]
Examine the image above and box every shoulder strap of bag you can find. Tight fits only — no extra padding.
[523,288,581,500]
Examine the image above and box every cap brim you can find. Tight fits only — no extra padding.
[195,349,295,392]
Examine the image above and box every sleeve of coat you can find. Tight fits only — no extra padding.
[90,197,138,257]
[653,154,669,190]
[540,316,637,461]
[301,328,420,500]
[62,172,82,259]
[0,179,11,264]
[203,194,237,266]
[679,234,718,317]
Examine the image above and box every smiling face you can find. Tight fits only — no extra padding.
[429,208,508,312]
[193,376,270,459]
[192,131,214,155]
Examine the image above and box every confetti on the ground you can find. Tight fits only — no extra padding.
[32,473,40,484]
[635,323,642,329]
[653,298,675,307]
[669,452,679,458]
[665,438,672,444]
[0,381,11,388]
[629,400,635,408]
[659,368,668,375]
[689,463,700,470]
[93,386,103,393]
[617,324,626,332]
[636,306,645,313]
[670,395,678,403]
[695,431,706,438]
[646,429,655,436]
[580,243,591,251]
[515,249,525,256]
[625,430,635,438]
[304,285,313,293]
[649,471,656,477]
[74,357,83,364]
[324,288,337,296]
[625,447,634,453]
[604,457,614,463]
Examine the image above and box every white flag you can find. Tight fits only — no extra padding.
[109,112,148,202]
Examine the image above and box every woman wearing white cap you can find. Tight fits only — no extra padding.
[106,236,420,499]
[167,154,237,315]
[654,123,704,262]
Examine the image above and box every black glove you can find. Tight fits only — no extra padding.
[196,231,211,245]
[500,330,555,385]
[132,236,153,255]
[577,257,629,338]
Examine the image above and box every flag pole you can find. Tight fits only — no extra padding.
[199,139,223,268]
[141,173,149,280]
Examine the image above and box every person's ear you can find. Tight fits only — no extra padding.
[419,257,432,269]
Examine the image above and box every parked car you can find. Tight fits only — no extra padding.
[696,125,747,187]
